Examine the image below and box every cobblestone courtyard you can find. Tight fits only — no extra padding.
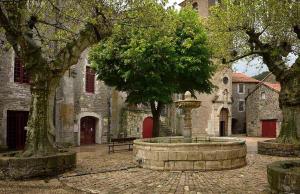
[0,137,298,194]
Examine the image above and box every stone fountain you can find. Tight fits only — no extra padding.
[175,91,202,141]
[133,91,247,171]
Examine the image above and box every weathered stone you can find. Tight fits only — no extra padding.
[174,161,194,171]
[258,140,300,157]
[267,160,300,193]
[0,152,76,180]
[205,161,222,170]
[194,161,205,170]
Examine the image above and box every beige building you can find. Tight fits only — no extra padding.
[166,0,232,137]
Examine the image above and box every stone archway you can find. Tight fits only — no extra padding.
[219,108,229,136]
[76,112,102,146]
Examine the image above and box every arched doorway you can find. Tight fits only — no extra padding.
[143,117,153,138]
[80,116,96,145]
[219,108,229,137]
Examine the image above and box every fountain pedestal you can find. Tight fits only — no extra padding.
[175,91,203,141]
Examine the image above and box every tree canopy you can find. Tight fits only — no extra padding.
[208,0,300,143]
[89,5,215,137]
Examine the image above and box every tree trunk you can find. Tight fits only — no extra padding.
[276,78,300,144]
[22,75,60,157]
[150,101,163,137]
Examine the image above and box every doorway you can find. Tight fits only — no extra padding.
[143,117,153,138]
[7,111,29,150]
[219,108,229,137]
[80,116,96,145]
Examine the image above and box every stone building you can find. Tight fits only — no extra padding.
[0,48,115,149]
[167,68,233,137]
[166,0,232,137]
[231,73,260,134]
[246,82,282,137]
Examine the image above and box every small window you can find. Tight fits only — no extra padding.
[238,100,245,112]
[192,2,198,11]
[238,83,245,94]
[261,92,266,100]
[14,56,29,84]
[208,0,216,7]
[85,66,95,93]
[223,77,229,84]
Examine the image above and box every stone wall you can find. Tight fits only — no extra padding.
[0,49,31,147]
[73,50,111,144]
[120,108,152,138]
[232,83,257,134]
[246,85,282,137]
[134,137,247,171]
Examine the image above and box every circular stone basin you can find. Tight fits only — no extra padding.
[133,136,247,171]
[268,160,300,193]
[0,151,76,180]
[258,140,300,157]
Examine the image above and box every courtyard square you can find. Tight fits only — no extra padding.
[0,137,298,194]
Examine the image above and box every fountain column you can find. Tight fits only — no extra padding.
[175,91,202,142]
[183,107,192,139]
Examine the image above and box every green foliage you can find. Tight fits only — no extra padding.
[89,2,215,106]
[207,0,300,62]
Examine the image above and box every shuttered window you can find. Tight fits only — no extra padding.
[85,66,95,93]
[14,57,29,84]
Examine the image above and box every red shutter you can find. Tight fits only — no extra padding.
[86,66,95,93]
[14,57,29,84]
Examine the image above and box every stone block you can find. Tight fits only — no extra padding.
[194,161,205,170]
[158,152,168,161]
[216,150,229,160]
[168,152,177,160]
[238,148,247,157]
[164,161,175,170]
[203,151,216,160]
[176,152,188,160]
[222,159,231,169]
[187,152,202,160]
[150,160,164,168]
[231,158,246,168]
[174,161,194,171]
[205,161,222,170]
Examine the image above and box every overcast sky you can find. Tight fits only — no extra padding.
[166,0,269,76]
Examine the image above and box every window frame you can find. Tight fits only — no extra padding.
[14,56,29,84]
[261,91,266,100]
[238,83,245,94]
[238,100,245,112]
[85,66,95,94]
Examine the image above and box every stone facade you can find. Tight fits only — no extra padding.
[167,68,233,137]
[179,0,218,18]
[0,49,31,148]
[232,73,260,134]
[0,48,114,148]
[246,83,282,137]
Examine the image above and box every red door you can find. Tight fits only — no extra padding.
[7,111,29,150]
[80,117,96,145]
[262,120,277,138]
[143,117,153,138]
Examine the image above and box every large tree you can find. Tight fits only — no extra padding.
[90,5,215,137]
[0,0,144,156]
[208,0,300,143]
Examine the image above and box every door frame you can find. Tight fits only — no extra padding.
[76,112,102,146]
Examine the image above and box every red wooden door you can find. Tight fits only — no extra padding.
[262,120,277,138]
[80,117,96,145]
[143,117,153,138]
[7,111,29,150]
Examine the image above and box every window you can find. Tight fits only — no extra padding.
[192,2,198,10]
[238,100,245,112]
[223,76,229,84]
[14,56,29,83]
[238,83,245,94]
[85,66,95,93]
[208,0,216,7]
[261,92,266,100]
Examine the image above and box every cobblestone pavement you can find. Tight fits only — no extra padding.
[0,137,299,194]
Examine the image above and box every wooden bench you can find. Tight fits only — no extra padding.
[108,137,137,153]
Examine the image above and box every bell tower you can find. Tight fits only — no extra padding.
[179,0,217,17]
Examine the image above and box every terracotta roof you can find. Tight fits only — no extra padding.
[263,82,281,92]
[232,73,260,83]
